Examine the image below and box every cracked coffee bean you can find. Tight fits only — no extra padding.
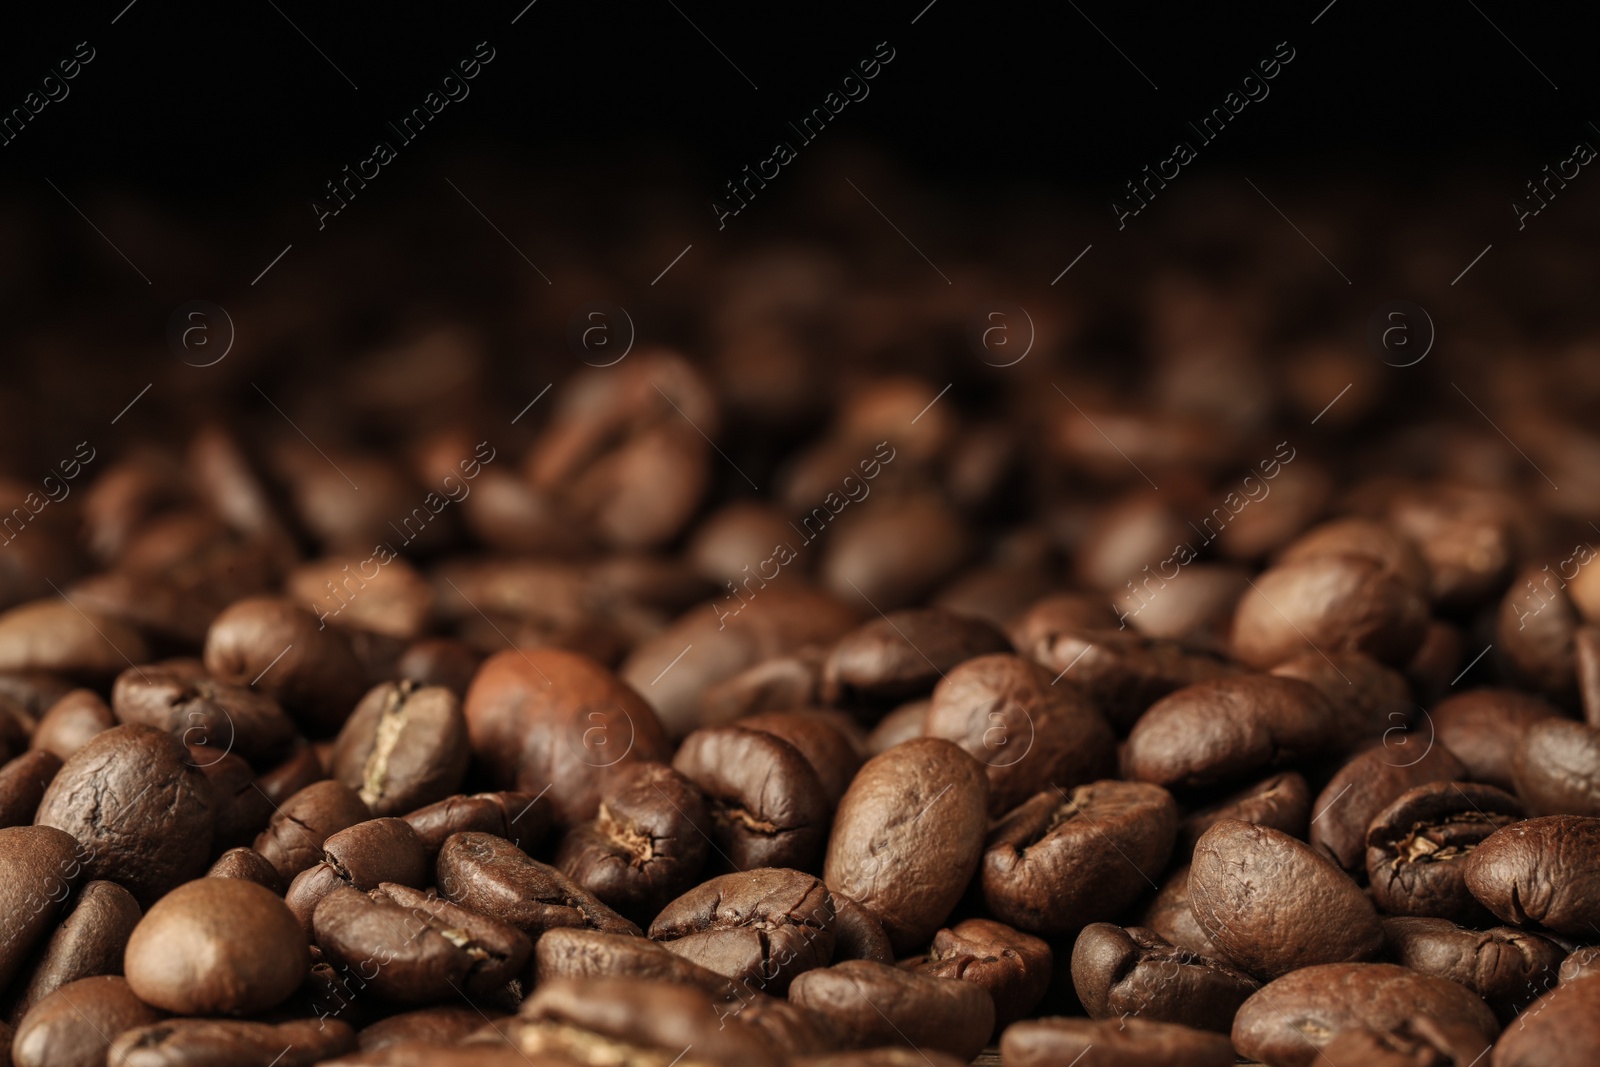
[331,681,470,817]
[910,917,1052,1030]
[253,779,372,885]
[1366,780,1522,925]
[436,831,639,942]
[1071,923,1258,1034]
[1382,916,1565,1022]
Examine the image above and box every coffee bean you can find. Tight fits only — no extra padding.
[0,750,60,828]
[864,699,926,755]
[1432,689,1560,791]
[463,647,671,826]
[1070,923,1258,1035]
[8,879,140,1023]
[111,660,298,767]
[35,723,215,906]
[1189,820,1383,979]
[286,555,436,641]
[206,847,284,892]
[1278,517,1431,593]
[1512,718,1600,816]
[822,608,1011,705]
[828,891,893,965]
[791,1049,965,1067]
[28,689,114,761]
[821,494,970,611]
[924,653,1117,816]
[1489,975,1600,1067]
[285,818,428,931]
[435,831,640,942]
[203,596,368,734]
[1463,815,1600,935]
[0,828,84,994]
[331,682,469,817]
[394,638,482,699]
[1366,781,1522,924]
[1232,962,1498,1067]
[358,1006,493,1051]
[1231,554,1429,669]
[1382,916,1566,1022]
[253,780,371,884]
[789,959,994,1061]
[254,743,328,807]
[554,761,709,924]
[0,599,151,678]
[912,917,1052,1029]
[1270,650,1413,754]
[11,975,164,1067]
[107,1017,357,1067]
[699,650,825,726]
[124,877,307,1015]
[1001,1016,1238,1067]
[672,725,829,871]
[1319,1017,1495,1067]
[824,738,988,953]
[402,790,550,861]
[1124,675,1335,791]
[198,749,273,851]
[1310,740,1468,872]
[312,883,530,1004]
[1497,563,1581,702]
[533,927,739,998]
[1175,771,1310,859]
[1384,486,1520,608]
[1138,864,1222,960]
[981,780,1177,935]
[649,868,835,995]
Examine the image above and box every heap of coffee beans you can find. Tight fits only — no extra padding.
[4,178,1600,1066]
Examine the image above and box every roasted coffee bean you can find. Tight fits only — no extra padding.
[1124,675,1336,791]
[1001,1016,1238,1067]
[463,647,671,826]
[287,555,435,641]
[1490,975,1600,1067]
[1189,820,1383,979]
[1320,1016,1497,1067]
[0,826,87,991]
[124,877,308,1015]
[1232,963,1498,1067]
[1432,689,1560,792]
[394,638,482,699]
[0,673,75,723]
[1270,650,1413,754]
[789,960,994,1061]
[982,780,1177,936]
[687,501,806,588]
[822,608,1011,705]
[0,599,152,679]
[1114,563,1249,655]
[436,831,640,941]
[204,597,369,734]
[111,660,298,767]
[737,709,866,807]
[255,743,329,807]
[1278,517,1431,593]
[1463,815,1600,935]
[1366,781,1523,924]
[1139,864,1222,959]
[1311,740,1468,872]
[649,868,835,995]
[1511,718,1600,816]
[1231,554,1430,669]
[1383,916,1566,1022]
[313,883,530,1003]
[198,749,273,850]
[1176,771,1309,859]
[107,1017,357,1067]
[9,879,140,1023]
[864,699,926,754]
[28,688,114,761]
[924,653,1117,816]
[358,1006,493,1051]
[532,927,740,997]
[331,682,470,817]
[286,818,429,931]
[829,891,893,964]
[699,650,826,726]
[1071,923,1258,1034]
[206,846,284,892]
[253,779,371,884]
[672,725,830,871]
[554,761,710,924]
[402,790,550,860]
[0,749,59,828]
[34,723,215,906]
[820,493,970,611]
[911,917,1052,1029]
[1497,563,1581,701]
[824,738,988,953]
[11,975,164,1067]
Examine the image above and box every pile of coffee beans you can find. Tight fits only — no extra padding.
[4,172,1600,1066]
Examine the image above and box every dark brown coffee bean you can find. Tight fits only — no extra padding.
[0,599,151,679]
[1433,689,1560,791]
[1320,1017,1496,1067]
[1231,554,1429,669]
[789,959,994,1061]
[107,1017,357,1067]
[189,750,268,855]
[1001,1016,1237,1067]
[737,709,867,806]
[982,780,1177,935]
[1232,963,1498,1067]
[436,831,640,942]
[911,917,1052,1029]
[1310,740,1468,872]
[28,688,113,761]
[1408,619,1466,702]
[11,975,164,1067]
[1070,923,1258,1035]
[1278,517,1431,593]
[1114,563,1249,655]
[402,791,550,861]
[700,650,826,726]
[34,723,215,906]
[286,555,436,641]
[331,682,469,817]
[358,1006,493,1051]
[1190,820,1382,979]
[1385,486,1520,608]
[1176,771,1309,859]
[822,608,1011,705]
[286,818,428,931]
[1138,864,1222,959]
[554,761,709,924]
[824,738,988,953]
[1463,815,1600,935]
[820,494,970,611]
[1270,650,1413,755]
[255,743,328,808]
[204,597,368,734]
[829,891,893,964]
[1383,916,1566,1022]
[1366,781,1522,924]
[924,653,1117,816]
[313,883,530,1004]
[1497,563,1581,701]
[463,647,671,827]
[649,868,835,995]
[1512,718,1600,816]
[394,638,482,699]
[253,779,371,884]
[0,749,59,828]
[0,826,87,991]
[1124,675,1335,791]
[8,880,140,1023]
[111,660,298,767]
[1491,975,1600,1067]
[687,501,806,587]
[206,847,284,892]
[672,725,829,871]
[124,877,306,1016]
[533,927,739,997]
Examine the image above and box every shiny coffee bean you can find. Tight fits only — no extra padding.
[1138,864,1222,959]
[789,960,994,1061]
[737,709,866,808]
[28,688,113,761]
[107,1017,357,1067]
[1491,976,1600,1067]
[111,660,298,767]
[1071,923,1258,1034]
[436,831,640,942]
[331,681,470,817]
[253,779,371,884]
[0,749,60,828]
[1366,780,1522,924]
[285,818,428,930]
[1431,689,1560,792]
[822,608,1011,705]
[1463,815,1600,935]
[1310,740,1468,872]
[206,846,284,892]
[0,826,88,992]
[672,725,830,871]
[828,891,894,964]
[1232,554,1431,670]
[532,927,739,998]
[402,790,550,860]
[1383,916,1566,1022]
[11,975,164,1067]
[910,917,1052,1030]
[699,650,825,726]
[9,879,141,1023]
[204,597,368,734]
[1175,771,1310,859]
[1512,718,1600,816]
[0,599,151,679]
[1270,650,1413,755]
